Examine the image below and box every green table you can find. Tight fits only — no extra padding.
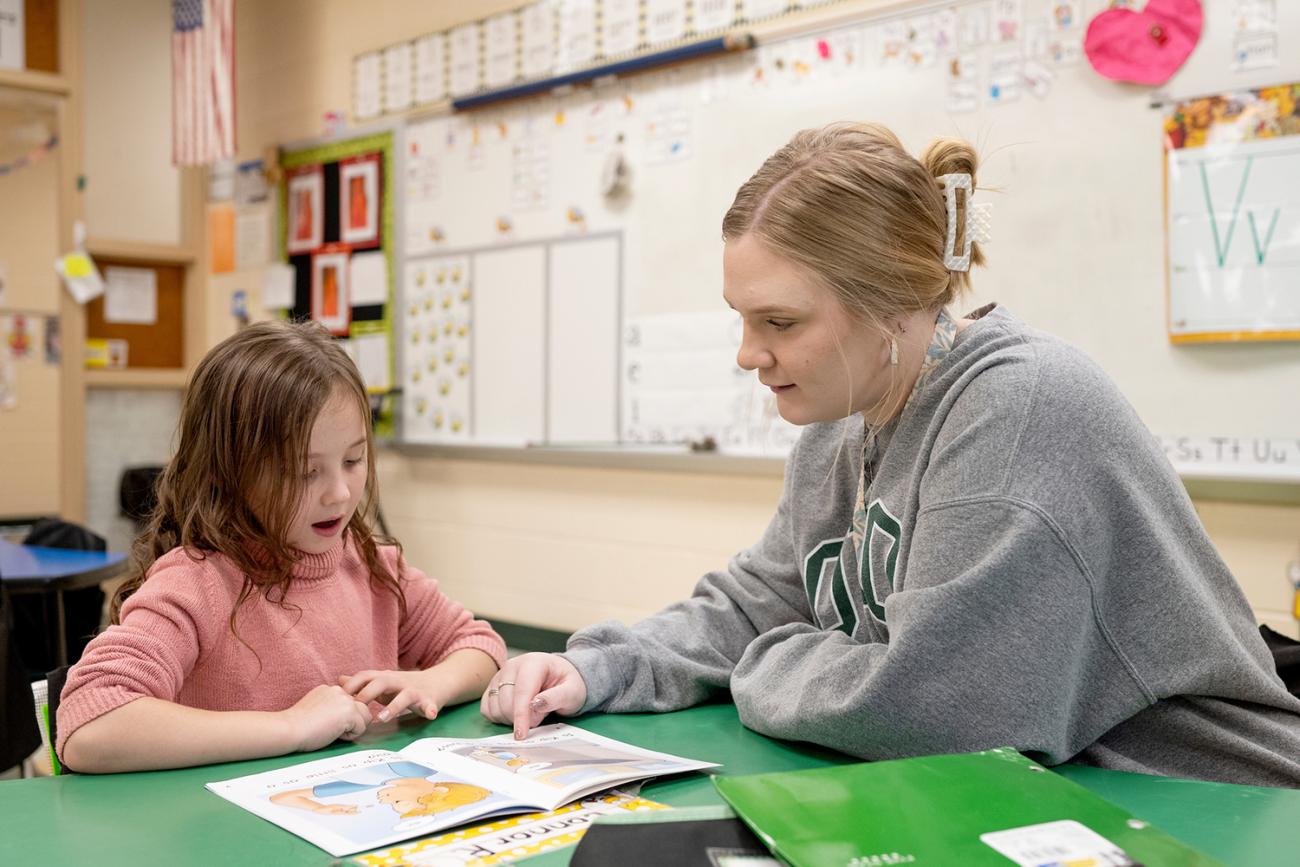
[2,701,1296,865]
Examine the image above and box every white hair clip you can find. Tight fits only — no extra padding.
[938,173,991,272]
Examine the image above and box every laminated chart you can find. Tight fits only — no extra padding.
[1165,84,1300,342]
[404,256,472,442]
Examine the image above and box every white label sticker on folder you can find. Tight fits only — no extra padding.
[980,819,1137,867]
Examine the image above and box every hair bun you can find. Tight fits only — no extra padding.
[920,137,979,187]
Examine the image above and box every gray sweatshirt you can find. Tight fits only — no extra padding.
[563,306,1300,787]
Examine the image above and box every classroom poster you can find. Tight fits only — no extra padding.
[286,166,323,254]
[1165,84,1300,342]
[1231,0,1278,72]
[645,0,687,46]
[353,52,382,121]
[484,11,520,88]
[403,254,472,442]
[601,0,641,57]
[521,3,556,78]
[383,42,414,113]
[693,0,737,33]
[449,22,482,96]
[340,154,381,247]
[556,0,597,72]
[414,33,448,104]
[312,246,352,336]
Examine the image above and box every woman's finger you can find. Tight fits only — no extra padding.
[510,663,549,739]
[481,662,520,725]
[527,683,572,729]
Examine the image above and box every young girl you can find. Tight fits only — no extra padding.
[483,122,1300,788]
[59,320,506,773]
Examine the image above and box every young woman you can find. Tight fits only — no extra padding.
[482,122,1300,788]
[59,320,506,772]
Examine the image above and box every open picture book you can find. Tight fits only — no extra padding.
[206,724,718,857]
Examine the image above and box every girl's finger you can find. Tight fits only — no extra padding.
[346,700,370,737]
[338,671,377,694]
[377,689,415,722]
[352,683,386,705]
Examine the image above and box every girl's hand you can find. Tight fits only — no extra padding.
[479,653,587,740]
[280,684,372,752]
[338,669,446,722]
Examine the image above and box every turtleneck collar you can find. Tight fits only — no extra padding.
[291,535,346,582]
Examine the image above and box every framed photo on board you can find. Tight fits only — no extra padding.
[286,166,323,254]
[340,153,381,247]
[312,245,351,335]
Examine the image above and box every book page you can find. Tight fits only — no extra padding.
[402,724,718,811]
[206,750,527,857]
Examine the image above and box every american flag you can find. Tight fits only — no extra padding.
[172,0,235,166]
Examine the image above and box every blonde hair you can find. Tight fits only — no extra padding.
[722,122,985,329]
[111,320,403,636]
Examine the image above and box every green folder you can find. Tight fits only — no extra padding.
[714,747,1222,866]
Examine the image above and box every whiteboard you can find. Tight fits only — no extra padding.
[549,235,622,443]
[473,245,547,444]
[397,0,1300,453]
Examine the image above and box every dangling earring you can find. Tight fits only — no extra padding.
[889,338,899,366]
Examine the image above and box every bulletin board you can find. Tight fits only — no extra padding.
[390,0,1300,458]
[279,131,396,432]
[85,258,185,368]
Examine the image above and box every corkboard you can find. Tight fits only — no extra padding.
[85,258,185,368]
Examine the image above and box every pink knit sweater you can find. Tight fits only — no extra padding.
[56,536,506,762]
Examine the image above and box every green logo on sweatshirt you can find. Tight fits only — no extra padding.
[804,500,903,636]
[803,539,857,636]
[860,499,902,623]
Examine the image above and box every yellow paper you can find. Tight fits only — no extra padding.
[64,254,93,278]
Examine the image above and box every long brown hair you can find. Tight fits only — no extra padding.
[110,320,403,632]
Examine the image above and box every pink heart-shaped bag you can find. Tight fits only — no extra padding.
[1084,0,1203,86]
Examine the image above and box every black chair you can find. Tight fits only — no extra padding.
[119,465,164,529]
[0,562,41,772]
[11,520,107,676]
